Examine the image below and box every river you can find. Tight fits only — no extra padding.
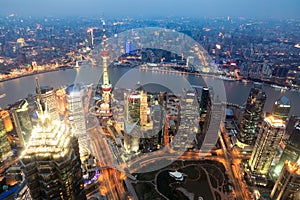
[0,64,299,116]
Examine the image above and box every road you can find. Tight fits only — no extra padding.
[89,126,126,200]
[86,116,250,200]
[219,131,251,200]
[120,132,250,200]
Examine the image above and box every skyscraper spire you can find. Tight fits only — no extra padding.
[100,19,112,117]
[35,77,42,104]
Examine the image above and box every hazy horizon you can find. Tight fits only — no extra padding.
[1,0,300,19]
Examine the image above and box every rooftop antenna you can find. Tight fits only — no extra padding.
[35,77,42,104]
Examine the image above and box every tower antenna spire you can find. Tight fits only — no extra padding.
[35,77,42,104]
[99,19,112,117]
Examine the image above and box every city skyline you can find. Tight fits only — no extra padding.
[1,0,300,19]
[0,11,300,199]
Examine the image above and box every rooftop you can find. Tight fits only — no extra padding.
[285,161,300,175]
[274,96,290,106]
[264,115,285,128]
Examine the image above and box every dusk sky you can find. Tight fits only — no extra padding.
[1,0,300,19]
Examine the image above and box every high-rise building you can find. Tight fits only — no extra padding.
[125,92,141,124]
[124,90,148,126]
[99,20,112,117]
[10,99,33,147]
[172,91,198,150]
[123,120,140,153]
[237,84,266,148]
[186,56,194,71]
[16,38,26,52]
[274,124,300,176]
[0,110,13,132]
[272,96,291,121]
[0,116,12,160]
[66,84,89,157]
[249,115,285,177]
[270,161,300,200]
[38,85,59,120]
[35,78,59,120]
[56,88,67,115]
[86,28,95,49]
[20,109,86,200]
[201,87,213,135]
[151,103,164,145]
[286,115,300,135]
[199,87,210,114]
[123,89,151,152]
[140,91,148,126]
[125,41,136,55]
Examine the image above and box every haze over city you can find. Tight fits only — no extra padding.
[1,0,300,18]
[1,0,300,199]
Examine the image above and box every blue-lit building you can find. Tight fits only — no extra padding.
[125,41,136,54]
[272,96,291,121]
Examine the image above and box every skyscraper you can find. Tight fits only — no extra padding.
[66,84,89,157]
[139,91,148,127]
[125,92,141,124]
[151,103,164,146]
[286,115,300,135]
[274,124,300,176]
[10,99,33,147]
[0,110,13,132]
[249,115,285,177]
[270,161,300,200]
[35,77,59,119]
[39,85,59,120]
[124,90,148,126]
[271,95,291,121]
[99,20,112,117]
[123,120,140,153]
[125,41,136,55]
[194,86,211,134]
[20,108,86,200]
[86,28,95,49]
[172,91,198,150]
[0,116,12,160]
[56,88,67,115]
[237,83,266,148]
[186,56,194,71]
[123,89,149,153]
[199,87,210,114]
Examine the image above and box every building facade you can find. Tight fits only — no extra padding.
[56,88,67,115]
[10,99,33,147]
[20,111,86,200]
[237,84,266,148]
[0,110,13,132]
[286,115,300,135]
[274,124,300,176]
[123,90,149,153]
[271,161,300,200]
[39,86,59,120]
[199,87,210,114]
[66,84,89,157]
[172,91,198,150]
[124,90,148,126]
[0,117,12,161]
[271,96,291,121]
[249,115,285,176]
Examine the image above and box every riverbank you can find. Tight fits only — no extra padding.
[0,66,73,83]
[138,65,300,93]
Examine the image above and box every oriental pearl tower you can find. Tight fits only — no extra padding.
[100,20,112,117]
